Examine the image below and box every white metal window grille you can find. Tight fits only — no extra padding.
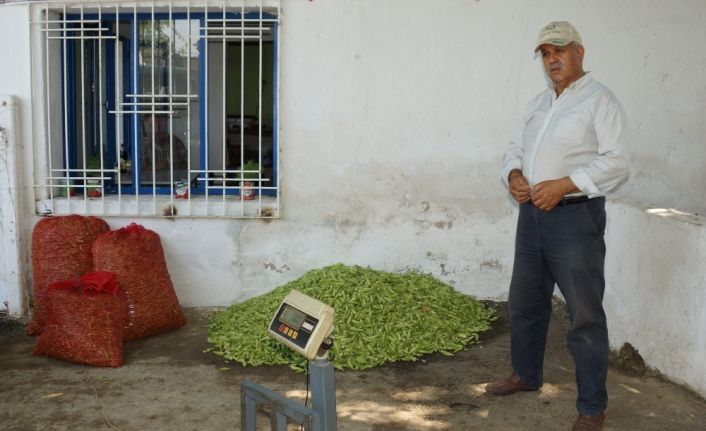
[33,0,280,218]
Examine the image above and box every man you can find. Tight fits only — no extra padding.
[486,21,629,431]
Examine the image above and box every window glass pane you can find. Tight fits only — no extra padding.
[138,18,200,188]
[225,42,275,190]
[208,37,275,192]
[71,27,111,194]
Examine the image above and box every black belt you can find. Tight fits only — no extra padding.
[557,195,590,206]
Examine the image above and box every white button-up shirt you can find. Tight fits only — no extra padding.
[502,73,630,197]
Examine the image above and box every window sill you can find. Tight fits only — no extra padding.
[35,194,280,219]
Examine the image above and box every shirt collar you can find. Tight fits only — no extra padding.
[547,71,593,93]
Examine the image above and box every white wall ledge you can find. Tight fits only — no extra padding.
[605,199,706,398]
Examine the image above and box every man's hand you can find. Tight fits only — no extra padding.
[508,169,531,204]
[530,177,579,211]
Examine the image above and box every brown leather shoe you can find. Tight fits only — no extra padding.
[571,413,605,431]
[485,372,539,396]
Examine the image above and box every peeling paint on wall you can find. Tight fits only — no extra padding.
[480,259,502,271]
[414,201,458,232]
[263,262,290,273]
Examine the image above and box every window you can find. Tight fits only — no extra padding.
[36,1,280,218]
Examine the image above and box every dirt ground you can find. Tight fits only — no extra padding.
[1,304,705,431]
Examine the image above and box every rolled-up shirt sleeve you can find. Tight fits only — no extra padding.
[569,95,630,197]
[502,120,526,187]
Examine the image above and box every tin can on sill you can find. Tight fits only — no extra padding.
[175,180,189,199]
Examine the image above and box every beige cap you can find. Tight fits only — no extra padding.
[535,21,583,52]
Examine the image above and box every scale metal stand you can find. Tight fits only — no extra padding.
[241,290,337,431]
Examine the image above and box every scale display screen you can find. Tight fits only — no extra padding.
[280,305,306,330]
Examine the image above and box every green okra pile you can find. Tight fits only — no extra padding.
[207,264,495,372]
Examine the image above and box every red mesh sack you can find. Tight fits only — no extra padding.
[33,272,127,367]
[93,223,186,340]
[27,215,110,335]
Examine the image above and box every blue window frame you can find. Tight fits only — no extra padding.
[62,11,278,197]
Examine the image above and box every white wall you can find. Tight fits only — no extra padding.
[0,5,32,318]
[0,0,705,395]
[0,97,26,318]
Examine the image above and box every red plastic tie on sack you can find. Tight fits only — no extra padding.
[80,271,120,295]
[120,223,146,234]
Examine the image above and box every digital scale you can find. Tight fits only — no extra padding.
[242,290,337,430]
[268,290,335,360]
